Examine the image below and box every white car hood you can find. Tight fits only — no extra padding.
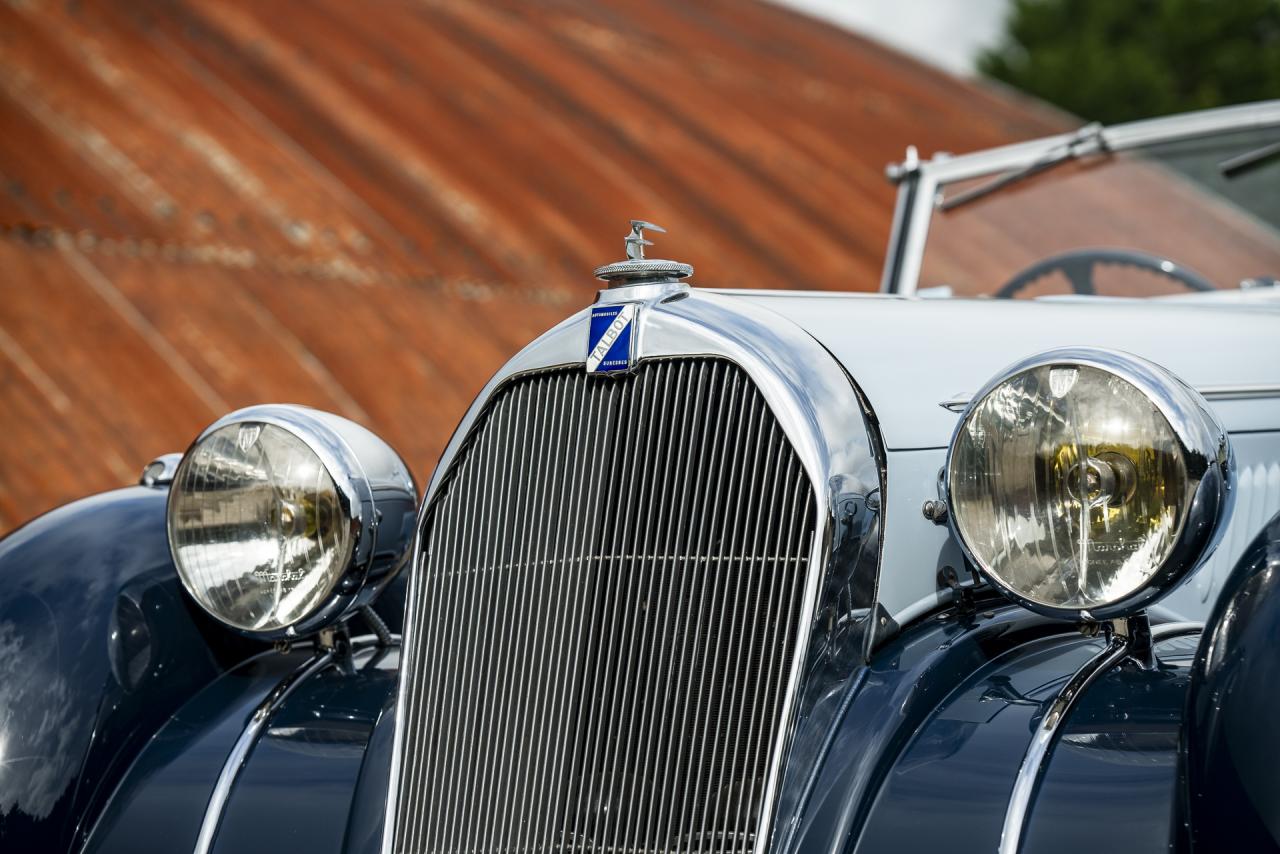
[724,292,1280,450]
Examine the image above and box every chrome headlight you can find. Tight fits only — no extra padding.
[167,405,417,638]
[945,348,1233,620]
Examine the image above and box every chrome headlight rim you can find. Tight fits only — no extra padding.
[943,346,1233,621]
[167,404,415,640]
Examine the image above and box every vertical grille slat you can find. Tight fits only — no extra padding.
[633,361,705,854]
[703,393,769,853]
[738,460,806,854]
[667,367,744,852]
[393,358,817,854]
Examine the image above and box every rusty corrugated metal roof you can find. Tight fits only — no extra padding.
[0,0,1069,531]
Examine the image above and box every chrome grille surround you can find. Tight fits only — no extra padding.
[394,358,815,854]
[384,286,882,854]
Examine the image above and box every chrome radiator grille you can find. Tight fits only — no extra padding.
[392,358,817,854]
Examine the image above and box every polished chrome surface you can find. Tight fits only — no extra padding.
[392,358,816,854]
[940,382,1280,413]
[169,404,418,639]
[998,617,1201,854]
[943,347,1235,621]
[193,650,334,854]
[998,633,1128,854]
[1199,383,1280,401]
[415,290,879,501]
[939,123,1107,213]
[593,258,695,284]
[883,144,920,185]
[594,220,694,286]
[139,452,182,488]
[919,101,1280,186]
[383,287,881,854]
[625,220,665,260]
[1149,621,1204,640]
[881,100,1280,295]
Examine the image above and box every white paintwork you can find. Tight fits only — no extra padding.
[875,445,964,619]
[1162,432,1280,619]
[717,290,1280,624]
[723,292,1280,450]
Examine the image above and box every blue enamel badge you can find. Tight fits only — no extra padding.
[586,303,638,373]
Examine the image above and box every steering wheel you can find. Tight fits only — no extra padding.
[995,247,1216,298]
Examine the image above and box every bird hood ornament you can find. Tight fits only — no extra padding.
[593,220,694,287]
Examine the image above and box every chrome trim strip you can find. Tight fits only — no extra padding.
[1150,621,1204,641]
[998,635,1129,854]
[918,100,1280,187]
[878,147,919,294]
[998,620,1202,854]
[192,650,334,854]
[942,383,1280,413]
[381,287,881,854]
[1199,384,1280,401]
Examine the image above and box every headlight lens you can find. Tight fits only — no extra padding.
[947,352,1230,617]
[168,421,355,633]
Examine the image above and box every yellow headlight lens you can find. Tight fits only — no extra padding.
[949,363,1190,612]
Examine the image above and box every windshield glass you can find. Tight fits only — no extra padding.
[918,126,1280,297]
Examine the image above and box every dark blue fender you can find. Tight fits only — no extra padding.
[8,485,1273,854]
[0,487,264,853]
[785,599,1199,854]
[0,485,405,854]
[82,642,399,854]
[1180,509,1280,852]
[1021,632,1197,853]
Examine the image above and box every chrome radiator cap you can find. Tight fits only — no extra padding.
[593,220,694,287]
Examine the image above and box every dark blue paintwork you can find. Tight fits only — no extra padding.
[780,598,1202,854]
[0,484,409,854]
[781,599,1076,853]
[213,646,397,854]
[854,634,1104,852]
[84,648,312,854]
[7,481,1278,854]
[82,642,399,854]
[1181,509,1280,852]
[1025,632,1199,854]
[343,689,398,854]
[864,630,1199,854]
[0,486,263,853]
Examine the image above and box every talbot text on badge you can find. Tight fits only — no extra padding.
[586,303,638,373]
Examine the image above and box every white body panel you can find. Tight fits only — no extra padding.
[722,291,1280,623]
[726,292,1280,450]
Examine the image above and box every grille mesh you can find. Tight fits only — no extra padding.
[392,358,816,854]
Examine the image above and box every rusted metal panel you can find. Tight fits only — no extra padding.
[0,0,1070,532]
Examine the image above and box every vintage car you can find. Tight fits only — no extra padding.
[2,101,1279,854]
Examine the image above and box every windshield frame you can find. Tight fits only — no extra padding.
[880,100,1280,296]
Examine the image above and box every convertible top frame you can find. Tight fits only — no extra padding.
[880,100,1280,296]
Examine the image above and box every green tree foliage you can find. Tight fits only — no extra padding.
[979,0,1280,122]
